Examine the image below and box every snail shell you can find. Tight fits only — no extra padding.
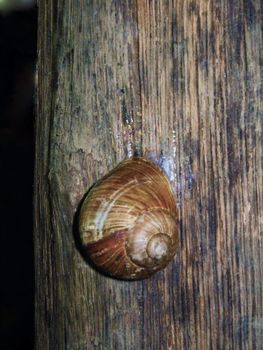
[79,157,179,280]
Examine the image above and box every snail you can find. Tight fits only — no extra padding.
[78,157,179,280]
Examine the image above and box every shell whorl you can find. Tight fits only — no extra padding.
[79,157,179,280]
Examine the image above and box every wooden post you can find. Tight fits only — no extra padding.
[35,1,262,349]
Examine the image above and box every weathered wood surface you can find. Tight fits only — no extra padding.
[35,1,262,349]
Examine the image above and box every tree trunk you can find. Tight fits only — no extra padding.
[35,1,262,349]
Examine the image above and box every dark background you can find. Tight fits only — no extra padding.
[0,5,37,350]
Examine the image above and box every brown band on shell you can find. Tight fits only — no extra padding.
[85,229,150,279]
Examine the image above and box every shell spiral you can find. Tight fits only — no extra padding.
[79,157,179,280]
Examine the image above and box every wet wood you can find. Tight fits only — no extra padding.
[35,1,262,349]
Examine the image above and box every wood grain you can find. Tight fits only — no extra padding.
[35,0,262,349]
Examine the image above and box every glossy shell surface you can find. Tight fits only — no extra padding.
[79,157,179,280]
